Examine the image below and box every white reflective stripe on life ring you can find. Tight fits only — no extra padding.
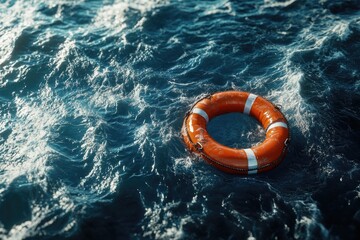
[244,148,258,174]
[243,93,257,115]
[192,107,209,123]
[266,122,288,133]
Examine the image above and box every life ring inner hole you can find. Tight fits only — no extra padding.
[207,112,265,149]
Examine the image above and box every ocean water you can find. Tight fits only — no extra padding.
[0,0,359,239]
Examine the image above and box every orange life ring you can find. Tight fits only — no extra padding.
[181,91,290,175]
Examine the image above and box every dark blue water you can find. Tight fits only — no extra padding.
[1,0,359,239]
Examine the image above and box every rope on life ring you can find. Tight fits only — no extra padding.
[181,91,290,175]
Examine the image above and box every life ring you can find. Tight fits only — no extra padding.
[181,91,290,175]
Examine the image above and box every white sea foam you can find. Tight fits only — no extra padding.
[200,0,236,17]
[293,200,329,239]
[0,86,65,186]
[134,124,150,157]
[0,86,79,239]
[53,38,76,71]
[0,77,123,237]
[3,186,80,239]
[141,200,187,239]
[261,0,297,10]
[268,17,354,141]
[93,2,129,34]
[173,156,197,174]
[72,90,121,195]
[0,1,36,65]
[130,83,149,118]
[268,65,315,137]
[330,21,350,40]
[93,0,169,34]
[297,18,351,51]
[247,232,256,240]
